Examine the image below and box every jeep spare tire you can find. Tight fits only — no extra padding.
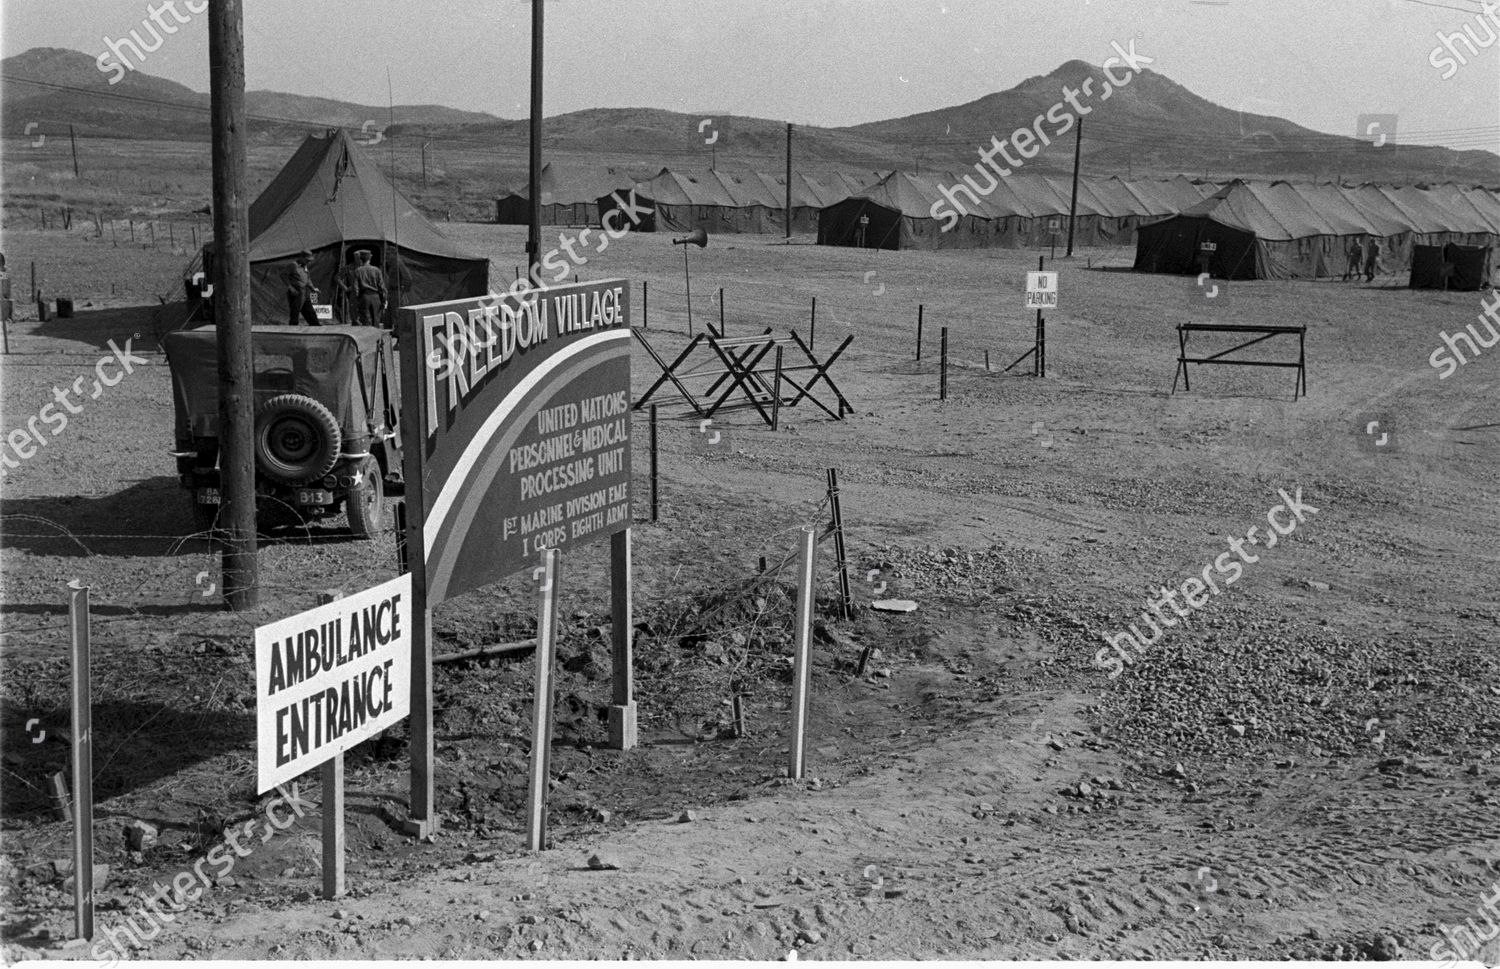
[254,394,342,486]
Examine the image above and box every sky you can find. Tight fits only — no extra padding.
[3,0,1498,153]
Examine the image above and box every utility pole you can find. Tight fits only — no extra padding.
[784,122,792,241]
[525,0,543,283]
[1066,116,1082,257]
[421,140,429,189]
[207,0,259,608]
[68,125,80,178]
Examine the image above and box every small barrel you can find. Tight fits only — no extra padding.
[56,297,74,318]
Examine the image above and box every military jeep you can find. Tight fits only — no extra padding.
[163,325,403,538]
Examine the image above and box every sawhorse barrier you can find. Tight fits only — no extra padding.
[633,327,853,427]
[1172,323,1307,400]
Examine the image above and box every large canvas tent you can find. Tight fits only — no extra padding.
[232,129,489,325]
[495,164,639,226]
[593,168,883,235]
[1135,179,1498,280]
[817,171,1222,251]
[818,171,997,250]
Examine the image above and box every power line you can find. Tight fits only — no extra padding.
[1399,0,1486,13]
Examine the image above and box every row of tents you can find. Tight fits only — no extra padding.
[1135,179,1500,283]
[497,165,882,235]
[208,129,1496,322]
[817,171,1215,250]
[510,165,1494,286]
[503,166,1497,283]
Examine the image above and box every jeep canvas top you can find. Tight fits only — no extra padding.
[162,325,403,538]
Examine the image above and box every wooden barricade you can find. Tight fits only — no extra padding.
[1172,323,1307,400]
[633,328,853,427]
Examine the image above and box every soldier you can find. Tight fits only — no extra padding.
[284,250,319,326]
[1364,237,1383,282]
[1343,237,1364,281]
[351,250,387,326]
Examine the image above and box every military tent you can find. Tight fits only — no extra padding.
[818,171,999,249]
[1136,179,1499,281]
[709,170,787,233]
[225,129,488,326]
[496,165,642,226]
[1409,242,1492,290]
[599,168,882,235]
[1133,179,1386,279]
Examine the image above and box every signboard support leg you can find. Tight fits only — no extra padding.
[1034,310,1042,378]
[403,600,438,838]
[788,527,816,781]
[314,590,347,899]
[526,548,562,851]
[608,529,637,750]
[320,753,345,899]
[916,305,923,360]
[1040,312,1046,378]
[68,582,94,942]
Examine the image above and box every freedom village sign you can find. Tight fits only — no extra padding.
[401,278,633,603]
[397,278,636,835]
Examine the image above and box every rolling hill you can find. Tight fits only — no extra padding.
[3,47,1496,186]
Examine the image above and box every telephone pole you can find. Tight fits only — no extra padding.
[1065,116,1082,257]
[784,123,793,241]
[207,0,259,608]
[525,0,543,282]
[68,125,80,178]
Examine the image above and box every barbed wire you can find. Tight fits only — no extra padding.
[0,502,403,650]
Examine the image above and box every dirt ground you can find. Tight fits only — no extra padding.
[2,221,1499,962]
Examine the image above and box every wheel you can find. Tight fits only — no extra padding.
[345,455,385,539]
[253,394,341,486]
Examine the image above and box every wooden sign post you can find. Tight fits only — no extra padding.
[609,530,636,748]
[788,526,817,780]
[255,576,412,896]
[67,581,94,942]
[527,548,562,850]
[315,591,345,900]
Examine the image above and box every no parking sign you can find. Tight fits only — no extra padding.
[1025,272,1058,309]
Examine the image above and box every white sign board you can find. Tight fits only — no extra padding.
[255,574,412,793]
[1199,242,1218,252]
[314,303,335,321]
[1025,271,1059,309]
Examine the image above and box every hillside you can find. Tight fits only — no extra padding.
[3,47,1496,188]
[2,47,498,141]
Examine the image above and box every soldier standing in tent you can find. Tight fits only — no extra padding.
[334,255,356,324]
[1363,237,1383,282]
[284,250,320,326]
[351,250,387,327]
[1344,237,1365,281]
